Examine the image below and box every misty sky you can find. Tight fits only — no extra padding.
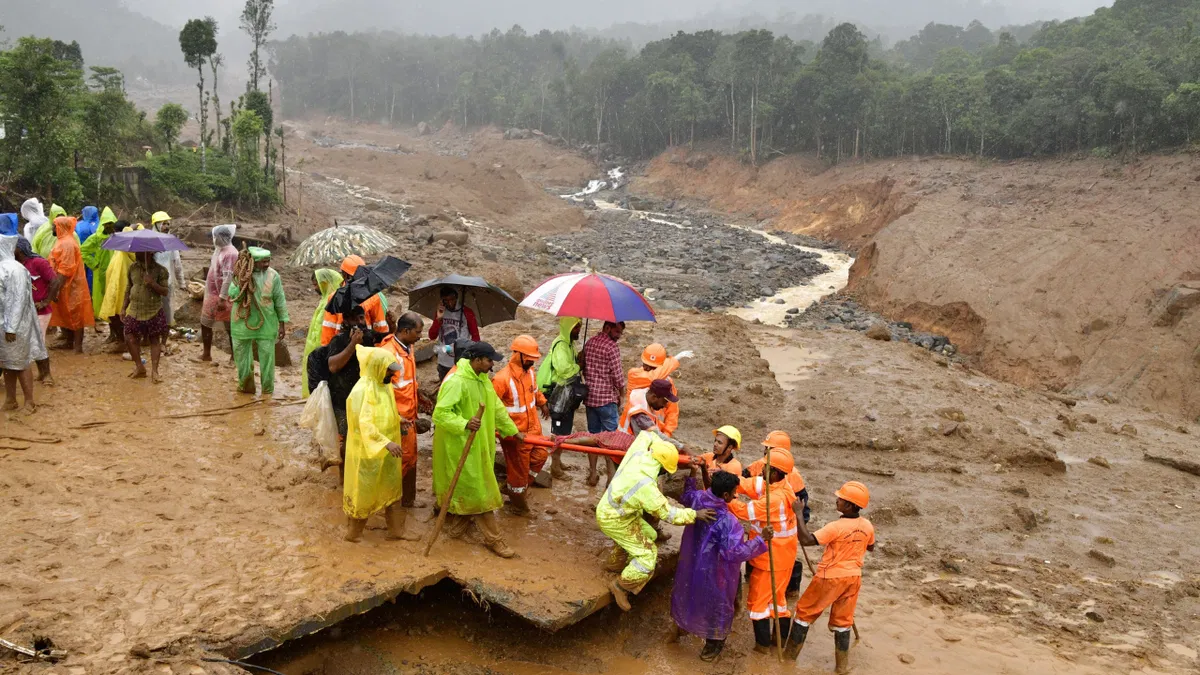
[124,0,1114,38]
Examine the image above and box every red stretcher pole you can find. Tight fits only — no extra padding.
[523,436,694,466]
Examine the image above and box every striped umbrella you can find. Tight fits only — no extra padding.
[519,272,656,323]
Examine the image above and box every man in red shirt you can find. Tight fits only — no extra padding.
[581,320,625,486]
[428,286,480,382]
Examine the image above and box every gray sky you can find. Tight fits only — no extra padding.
[123,0,1114,38]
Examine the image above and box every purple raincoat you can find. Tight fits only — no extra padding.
[671,477,769,639]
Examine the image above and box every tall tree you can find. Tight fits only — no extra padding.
[241,0,275,92]
[180,18,217,172]
[154,103,188,154]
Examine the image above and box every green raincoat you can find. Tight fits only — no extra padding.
[536,317,581,393]
[227,250,289,394]
[302,268,342,397]
[33,205,71,257]
[81,207,117,317]
[343,345,405,519]
[432,358,521,515]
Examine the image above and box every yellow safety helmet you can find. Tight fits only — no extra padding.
[713,425,742,448]
[151,211,171,226]
[650,439,679,474]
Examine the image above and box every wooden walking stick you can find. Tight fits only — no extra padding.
[763,447,785,663]
[424,403,486,557]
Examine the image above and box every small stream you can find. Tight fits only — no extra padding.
[562,172,854,326]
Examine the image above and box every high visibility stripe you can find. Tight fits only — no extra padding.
[372,321,390,330]
[506,379,527,414]
[831,626,852,633]
[629,557,652,574]
[755,476,764,496]
[666,506,678,523]
[747,606,789,620]
[746,502,757,522]
[394,379,414,388]
[775,527,797,538]
[606,476,653,516]
[322,321,340,329]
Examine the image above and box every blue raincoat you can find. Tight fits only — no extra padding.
[670,477,768,640]
[76,206,100,290]
[0,214,17,236]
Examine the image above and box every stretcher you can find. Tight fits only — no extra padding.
[523,436,695,466]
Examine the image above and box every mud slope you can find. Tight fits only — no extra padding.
[636,148,1200,419]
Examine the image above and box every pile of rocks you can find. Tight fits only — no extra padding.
[787,298,959,357]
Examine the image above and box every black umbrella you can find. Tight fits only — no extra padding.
[327,256,412,315]
[407,274,519,327]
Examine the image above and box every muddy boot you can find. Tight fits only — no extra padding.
[604,545,629,573]
[532,469,553,488]
[504,489,531,516]
[400,470,417,508]
[385,504,418,541]
[488,539,517,559]
[834,628,851,674]
[608,578,632,611]
[344,518,367,542]
[443,514,470,539]
[752,619,774,653]
[699,639,725,662]
[783,620,809,660]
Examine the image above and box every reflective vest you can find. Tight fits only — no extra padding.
[618,387,667,434]
[492,359,544,435]
[379,334,419,421]
[597,431,684,522]
[320,293,387,346]
[731,476,799,570]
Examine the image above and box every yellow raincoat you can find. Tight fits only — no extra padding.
[81,206,118,317]
[99,224,141,319]
[302,268,342,398]
[343,345,405,520]
[596,431,696,585]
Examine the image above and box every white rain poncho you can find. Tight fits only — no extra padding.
[0,235,48,370]
[20,199,46,242]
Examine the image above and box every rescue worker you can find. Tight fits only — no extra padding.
[621,343,692,437]
[342,345,408,543]
[745,430,811,595]
[619,378,679,436]
[729,439,801,653]
[378,311,428,511]
[698,425,744,482]
[320,255,389,345]
[597,430,714,611]
[783,481,875,674]
[432,341,524,558]
[492,335,549,515]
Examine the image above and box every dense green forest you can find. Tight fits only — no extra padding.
[271,0,1200,162]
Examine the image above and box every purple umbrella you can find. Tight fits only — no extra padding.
[101,229,190,252]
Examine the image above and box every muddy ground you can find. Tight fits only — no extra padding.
[3,121,1200,675]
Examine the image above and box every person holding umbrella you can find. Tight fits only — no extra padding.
[431,341,524,558]
[121,251,169,382]
[226,247,289,396]
[429,286,480,382]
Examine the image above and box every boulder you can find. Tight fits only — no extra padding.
[417,121,431,135]
[428,230,469,246]
[1153,284,1200,327]
[865,323,892,341]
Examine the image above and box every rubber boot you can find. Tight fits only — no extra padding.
[384,504,417,541]
[344,518,367,542]
[776,617,792,644]
[783,620,809,661]
[834,628,851,674]
[400,470,417,508]
[609,578,632,611]
[752,619,773,653]
[488,539,517,559]
[504,489,531,516]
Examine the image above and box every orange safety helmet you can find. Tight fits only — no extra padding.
[511,335,542,359]
[764,447,795,474]
[642,343,667,367]
[836,481,870,509]
[340,254,365,275]
[762,430,792,451]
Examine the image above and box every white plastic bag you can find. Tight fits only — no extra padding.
[299,381,339,464]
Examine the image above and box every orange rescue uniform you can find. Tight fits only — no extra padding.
[729,475,798,621]
[746,458,807,495]
[378,334,419,474]
[320,293,387,346]
[493,358,548,492]
[698,452,743,477]
[622,358,679,436]
[618,387,670,435]
[793,516,875,629]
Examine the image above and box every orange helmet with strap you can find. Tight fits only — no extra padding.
[642,343,667,367]
[511,335,542,359]
[762,430,792,451]
[340,254,365,275]
[765,447,795,474]
[836,481,870,509]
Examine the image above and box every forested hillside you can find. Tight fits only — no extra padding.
[271,0,1200,161]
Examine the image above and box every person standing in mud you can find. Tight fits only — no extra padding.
[121,251,169,382]
[227,247,289,396]
[14,237,59,385]
[1,235,48,412]
[432,341,524,558]
[198,225,238,362]
[379,311,430,510]
[327,306,378,475]
[581,320,625,486]
[492,335,550,515]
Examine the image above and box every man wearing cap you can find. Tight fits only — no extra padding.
[581,321,626,486]
[320,255,389,346]
[492,335,550,515]
[619,378,679,436]
[150,211,184,347]
[699,426,744,480]
[729,434,802,653]
[378,311,428,510]
[226,246,289,396]
[432,341,525,558]
[596,430,716,611]
[783,481,875,674]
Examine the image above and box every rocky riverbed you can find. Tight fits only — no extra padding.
[787,297,960,357]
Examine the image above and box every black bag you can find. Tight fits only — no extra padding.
[548,375,588,418]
